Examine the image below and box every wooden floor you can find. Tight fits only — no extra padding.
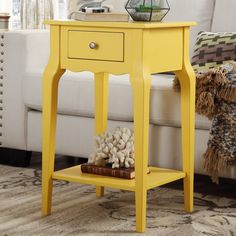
[30,152,236,199]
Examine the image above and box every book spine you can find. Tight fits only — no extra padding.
[81,165,133,179]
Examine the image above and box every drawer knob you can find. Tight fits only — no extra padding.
[89,42,98,49]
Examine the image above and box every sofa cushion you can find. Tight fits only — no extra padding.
[23,71,211,130]
[164,0,215,56]
[211,0,236,32]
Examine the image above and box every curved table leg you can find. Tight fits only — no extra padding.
[175,26,196,213]
[42,66,64,216]
[175,63,195,213]
[130,72,151,232]
[94,72,109,197]
[41,28,65,217]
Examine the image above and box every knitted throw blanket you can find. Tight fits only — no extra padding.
[174,63,236,183]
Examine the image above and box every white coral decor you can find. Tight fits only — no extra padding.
[88,127,134,168]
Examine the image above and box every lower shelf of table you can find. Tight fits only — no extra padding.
[53,165,186,191]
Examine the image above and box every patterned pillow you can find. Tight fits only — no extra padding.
[191,31,236,71]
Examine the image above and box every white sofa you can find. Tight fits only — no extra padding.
[1,0,236,179]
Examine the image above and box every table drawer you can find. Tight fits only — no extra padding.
[68,30,124,62]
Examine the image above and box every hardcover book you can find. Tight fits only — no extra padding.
[71,12,129,22]
[81,163,150,179]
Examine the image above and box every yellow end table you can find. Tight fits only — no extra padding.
[42,20,196,233]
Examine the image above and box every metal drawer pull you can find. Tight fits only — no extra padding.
[89,42,98,49]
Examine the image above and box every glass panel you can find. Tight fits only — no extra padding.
[125,0,170,21]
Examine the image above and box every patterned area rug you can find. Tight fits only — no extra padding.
[0,165,235,236]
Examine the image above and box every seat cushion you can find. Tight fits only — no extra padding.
[23,71,211,129]
[164,0,215,56]
[211,0,236,32]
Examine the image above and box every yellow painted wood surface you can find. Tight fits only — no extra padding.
[42,25,65,216]
[175,27,195,213]
[145,28,183,73]
[61,26,184,74]
[42,20,196,233]
[94,72,109,135]
[61,26,137,74]
[94,72,109,197]
[68,30,124,62]
[45,20,196,29]
[53,165,186,191]
[128,28,151,231]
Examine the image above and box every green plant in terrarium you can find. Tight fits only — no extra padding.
[135,5,161,12]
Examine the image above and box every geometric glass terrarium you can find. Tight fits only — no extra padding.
[125,0,170,22]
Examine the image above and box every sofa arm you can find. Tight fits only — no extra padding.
[2,30,49,150]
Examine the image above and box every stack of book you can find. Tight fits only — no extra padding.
[71,11,129,22]
[81,163,150,179]
[0,13,10,30]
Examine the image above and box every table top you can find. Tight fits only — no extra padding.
[45,20,196,29]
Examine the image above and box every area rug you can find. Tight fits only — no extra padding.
[0,165,235,236]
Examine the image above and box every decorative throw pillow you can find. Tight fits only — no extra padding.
[191,31,236,71]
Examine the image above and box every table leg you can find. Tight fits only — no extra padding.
[42,65,64,216]
[41,25,65,216]
[130,72,151,233]
[94,72,109,197]
[175,64,195,213]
